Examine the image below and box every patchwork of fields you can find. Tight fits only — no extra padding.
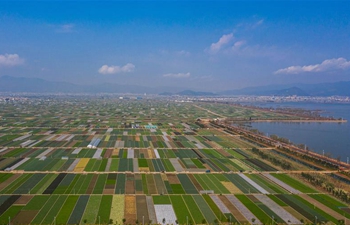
[0,98,349,224]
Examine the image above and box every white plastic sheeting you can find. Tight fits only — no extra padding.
[154,205,177,225]
[262,174,301,194]
[255,195,302,224]
[238,174,269,194]
[226,195,262,225]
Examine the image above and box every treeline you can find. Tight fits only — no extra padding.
[301,172,350,203]
[278,146,339,170]
[251,147,292,170]
[212,120,340,171]
[269,134,290,144]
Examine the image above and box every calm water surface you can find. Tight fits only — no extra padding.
[247,102,350,162]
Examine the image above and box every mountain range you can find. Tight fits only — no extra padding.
[1,75,350,97]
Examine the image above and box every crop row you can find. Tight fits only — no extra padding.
[0,148,278,173]
[0,193,347,225]
[0,172,315,195]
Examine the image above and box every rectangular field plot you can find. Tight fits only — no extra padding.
[0,99,348,225]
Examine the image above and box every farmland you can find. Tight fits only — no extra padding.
[0,96,349,224]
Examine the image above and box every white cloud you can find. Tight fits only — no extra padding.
[275,58,350,74]
[210,33,233,53]
[163,72,191,78]
[232,40,246,50]
[256,19,264,26]
[56,24,75,33]
[0,54,24,67]
[176,50,191,57]
[98,63,135,74]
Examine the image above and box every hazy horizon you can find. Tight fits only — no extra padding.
[1,1,350,92]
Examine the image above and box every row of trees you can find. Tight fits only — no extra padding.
[277,145,339,170]
[251,147,292,170]
[301,172,350,203]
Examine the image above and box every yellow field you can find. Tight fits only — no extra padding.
[221,181,242,194]
[110,195,125,224]
[105,135,110,141]
[147,149,154,159]
[112,149,120,156]
[139,167,150,172]
[125,195,136,214]
[73,158,89,172]
[161,173,168,181]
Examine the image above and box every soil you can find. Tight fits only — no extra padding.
[14,195,34,205]
[220,195,247,223]
[136,195,150,224]
[12,210,38,224]
[167,174,180,184]
[125,195,137,224]
[86,174,98,194]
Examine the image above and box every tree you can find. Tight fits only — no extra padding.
[122,218,126,224]
[109,219,113,225]
[201,219,206,224]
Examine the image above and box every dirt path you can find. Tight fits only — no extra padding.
[193,105,226,118]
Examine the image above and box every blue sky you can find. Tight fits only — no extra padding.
[0,1,349,91]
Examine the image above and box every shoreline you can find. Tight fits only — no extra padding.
[214,121,350,168]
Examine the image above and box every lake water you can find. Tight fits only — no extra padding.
[247,102,350,162]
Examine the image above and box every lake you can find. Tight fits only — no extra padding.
[247,102,350,162]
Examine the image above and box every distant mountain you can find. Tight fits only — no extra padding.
[298,81,350,96]
[0,76,208,95]
[269,87,310,96]
[158,92,173,96]
[159,90,215,96]
[221,81,350,96]
[0,76,159,94]
[0,75,80,93]
[1,75,350,96]
[220,84,294,96]
[176,90,216,96]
